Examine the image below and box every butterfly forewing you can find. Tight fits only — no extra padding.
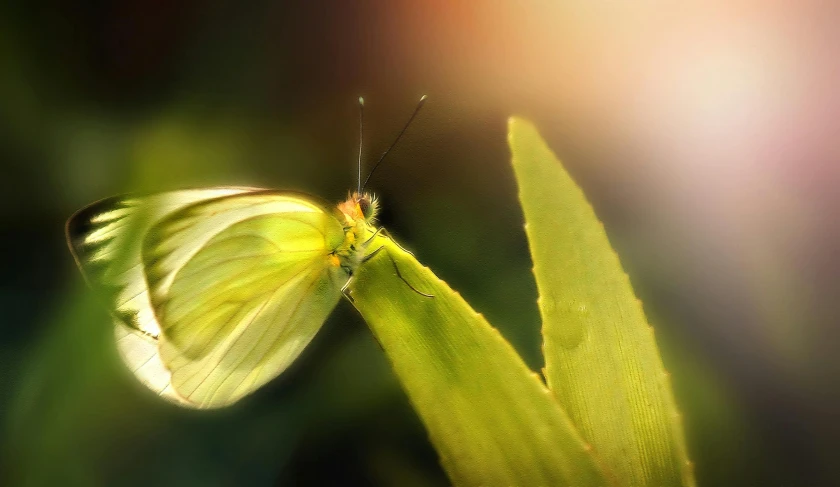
[143,193,348,407]
[66,188,265,406]
[113,320,196,407]
[66,188,257,337]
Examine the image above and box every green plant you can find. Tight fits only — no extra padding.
[348,118,695,486]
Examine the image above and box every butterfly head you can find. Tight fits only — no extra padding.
[357,192,379,222]
[338,192,379,226]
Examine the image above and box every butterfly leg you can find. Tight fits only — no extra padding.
[341,275,356,302]
[378,227,415,257]
[362,227,416,257]
[361,244,384,263]
[361,227,384,246]
[362,245,433,298]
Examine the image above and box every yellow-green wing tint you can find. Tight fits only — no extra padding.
[509,118,694,486]
[144,193,347,407]
[66,188,258,337]
[142,191,334,305]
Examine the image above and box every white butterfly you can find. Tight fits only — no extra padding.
[66,97,428,408]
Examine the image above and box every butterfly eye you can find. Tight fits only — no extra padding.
[358,196,372,219]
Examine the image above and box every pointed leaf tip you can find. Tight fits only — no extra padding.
[508,118,695,487]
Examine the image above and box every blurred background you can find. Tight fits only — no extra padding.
[2,1,839,485]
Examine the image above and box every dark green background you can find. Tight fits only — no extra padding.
[2,1,838,486]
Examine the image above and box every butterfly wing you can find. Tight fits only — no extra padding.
[113,320,193,406]
[66,188,258,336]
[143,192,349,407]
[67,188,260,406]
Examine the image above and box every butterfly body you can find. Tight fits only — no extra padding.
[333,191,379,277]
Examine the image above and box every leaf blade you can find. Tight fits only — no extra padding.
[508,117,695,487]
[349,237,611,487]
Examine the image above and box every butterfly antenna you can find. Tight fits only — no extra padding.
[357,96,365,194]
[360,95,427,192]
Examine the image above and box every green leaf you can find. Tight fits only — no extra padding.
[348,237,611,487]
[508,117,695,487]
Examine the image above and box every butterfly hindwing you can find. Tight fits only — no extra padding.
[143,192,348,407]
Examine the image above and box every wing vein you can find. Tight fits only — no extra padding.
[211,267,324,403]
[184,289,279,402]
[238,267,327,397]
[164,257,312,326]
[166,256,319,360]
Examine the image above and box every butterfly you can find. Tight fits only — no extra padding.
[66,96,429,408]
